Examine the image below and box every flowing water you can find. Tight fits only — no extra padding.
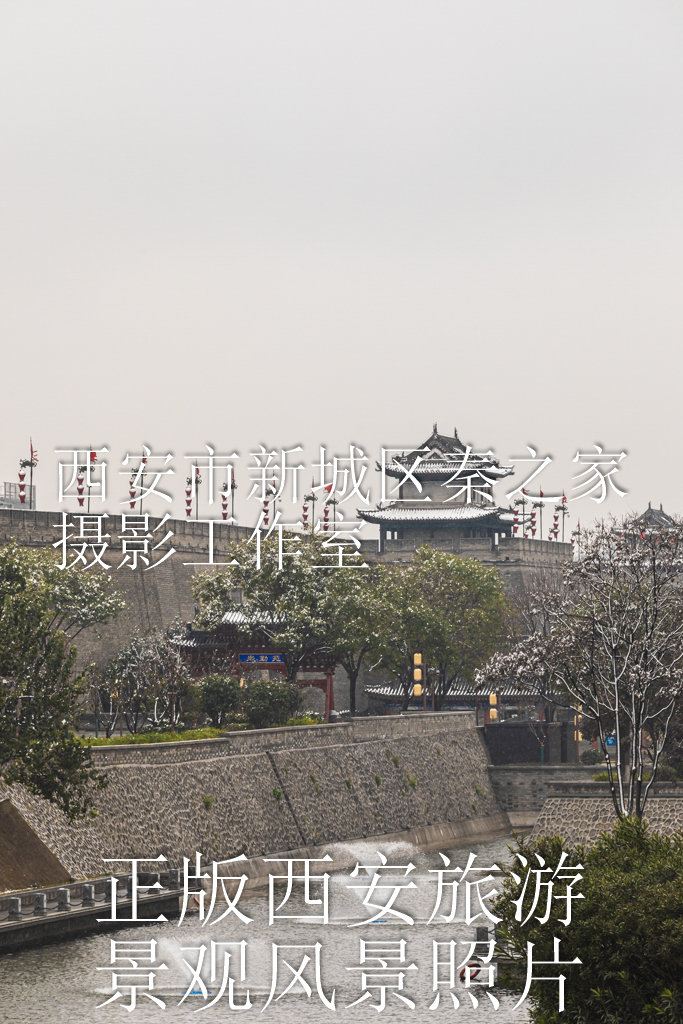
[0,834,531,1023]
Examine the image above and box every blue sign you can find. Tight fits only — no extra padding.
[239,653,284,664]
[605,734,616,746]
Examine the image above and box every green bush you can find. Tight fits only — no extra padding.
[580,748,604,765]
[86,728,222,746]
[492,817,683,1022]
[200,675,242,727]
[593,766,679,784]
[241,679,301,729]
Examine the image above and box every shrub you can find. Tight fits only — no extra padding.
[86,727,223,746]
[580,749,604,765]
[241,679,301,729]
[200,675,242,727]
[492,818,683,1022]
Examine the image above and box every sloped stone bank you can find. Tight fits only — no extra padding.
[0,713,508,885]
[531,782,683,846]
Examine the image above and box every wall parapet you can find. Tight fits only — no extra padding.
[91,712,476,766]
[3,712,500,882]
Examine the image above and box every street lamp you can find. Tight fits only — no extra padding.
[326,497,339,532]
[554,496,569,542]
[19,440,38,509]
[514,496,528,537]
[304,491,318,533]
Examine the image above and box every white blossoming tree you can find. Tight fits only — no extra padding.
[477,515,683,819]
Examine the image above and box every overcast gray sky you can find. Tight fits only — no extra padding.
[1,1,681,527]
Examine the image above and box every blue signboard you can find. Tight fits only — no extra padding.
[238,653,284,664]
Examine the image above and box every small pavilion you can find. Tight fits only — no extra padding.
[174,610,337,719]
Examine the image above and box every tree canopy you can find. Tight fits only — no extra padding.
[478,515,683,818]
[192,532,367,685]
[493,818,683,1023]
[191,535,508,714]
[367,546,509,710]
[0,543,124,819]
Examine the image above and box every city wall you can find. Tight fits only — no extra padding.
[487,765,599,828]
[0,713,510,888]
[0,508,570,670]
[0,508,252,666]
[530,781,683,846]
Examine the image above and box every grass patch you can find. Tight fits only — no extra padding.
[273,788,282,801]
[375,774,382,786]
[202,795,215,811]
[85,727,223,746]
[406,774,417,789]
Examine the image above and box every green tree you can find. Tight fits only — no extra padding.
[365,558,444,711]
[414,547,508,710]
[241,678,301,729]
[200,674,242,727]
[492,818,683,1023]
[192,532,366,685]
[0,543,124,819]
[368,548,508,711]
[327,566,383,717]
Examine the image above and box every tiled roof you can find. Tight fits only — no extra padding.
[357,504,511,525]
[220,608,282,626]
[366,681,538,699]
[383,425,513,480]
[636,504,676,529]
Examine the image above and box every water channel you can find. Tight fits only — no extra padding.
[0,834,530,1024]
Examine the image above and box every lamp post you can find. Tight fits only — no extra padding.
[19,440,38,509]
[514,496,528,537]
[304,491,318,533]
[555,496,569,543]
[326,497,339,532]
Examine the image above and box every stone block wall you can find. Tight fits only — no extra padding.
[0,508,252,667]
[0,714,508,885]
[487,765,600,815]
[531,784,683,846]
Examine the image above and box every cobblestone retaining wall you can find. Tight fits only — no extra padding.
[0,714,508,884]
[531,785,683,846]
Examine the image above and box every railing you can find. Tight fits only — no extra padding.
[0,870,184,925]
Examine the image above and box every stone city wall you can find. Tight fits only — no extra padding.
[531,782,683,846]
[0,713,509,887]
[0,509,570,668]
[487,765,600,817]
[0,508,251,666]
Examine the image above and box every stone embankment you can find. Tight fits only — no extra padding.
[486,765,683,843]
[531,780,683,845]
[0,713,509,889]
